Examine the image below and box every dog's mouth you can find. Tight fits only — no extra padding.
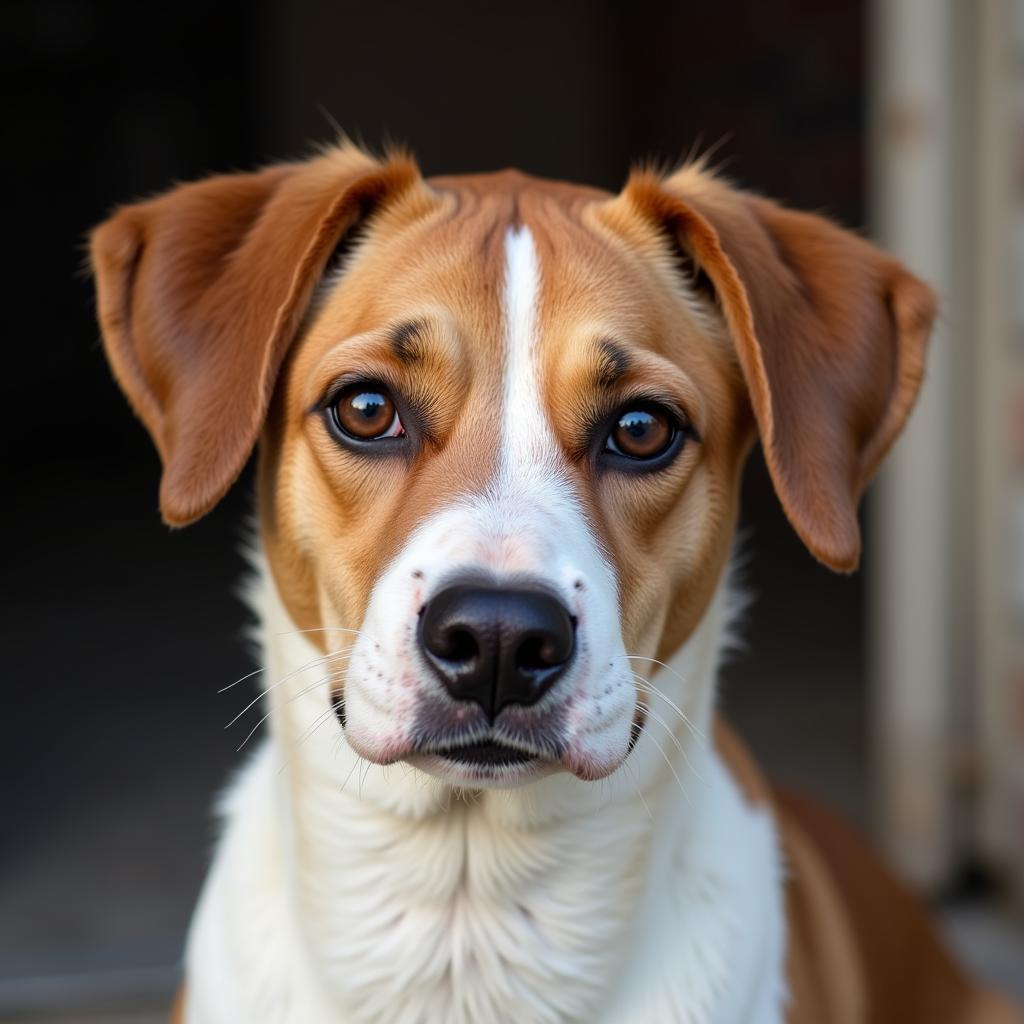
[433,739,537,767]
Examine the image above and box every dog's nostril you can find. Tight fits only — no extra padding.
[516,633,570,672]
[440,627,479,664]
[516,635,547,672]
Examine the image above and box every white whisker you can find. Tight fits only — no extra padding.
[339,750,363,796]
[622,660,706,740]
[638,699,705,784]
[636,723,690,805]
[284,665,350,705]
[223,646,355,730]
[218,664,267,694]
[274,697,347,777]
[276,626,377,643]
[623,752,654,821]
[631,678,705,747]
[299,703,342,747]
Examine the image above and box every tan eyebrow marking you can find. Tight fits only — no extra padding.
[389,319,428,365]
[594,339,632,389]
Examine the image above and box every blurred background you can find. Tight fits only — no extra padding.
[2,0,1022,1019]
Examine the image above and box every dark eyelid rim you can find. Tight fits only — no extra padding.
[313,374,431,454]
[577,392,701,473]
[312,370,404,413]
[574,391,701,451]
[614,394,700,443]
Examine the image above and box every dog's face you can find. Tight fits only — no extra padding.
[259,175,749,784]
[91,145,935,788]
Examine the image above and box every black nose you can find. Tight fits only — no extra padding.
[418,584,576,720]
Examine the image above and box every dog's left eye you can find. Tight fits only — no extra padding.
[604,403,679,461]
[329,383,405,441]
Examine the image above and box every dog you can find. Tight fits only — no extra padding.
[90,143,1021,1023]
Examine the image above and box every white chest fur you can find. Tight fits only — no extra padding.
[184,568,786,1024]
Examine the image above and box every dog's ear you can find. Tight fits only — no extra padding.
[622,167,937,572]
[90,146,423,526]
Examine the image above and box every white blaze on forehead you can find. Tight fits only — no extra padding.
[494,224,597,570]
[501,226,558,473]
[335,222,637,788]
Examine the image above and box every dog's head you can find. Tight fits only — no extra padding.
[91,145,934,787]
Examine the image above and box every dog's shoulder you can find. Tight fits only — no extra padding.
[714,718,864,1023]
[778,786,1022,1023]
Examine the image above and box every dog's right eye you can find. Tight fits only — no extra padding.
[328,383,405,442]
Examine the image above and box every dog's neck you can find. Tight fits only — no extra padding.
[187,557,785,1024]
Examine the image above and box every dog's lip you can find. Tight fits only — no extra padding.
[627,702,647,756]
[406,731,561,780]
[432,739,537,767]
[408,749,555,786]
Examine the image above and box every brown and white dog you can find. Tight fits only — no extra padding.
[91,144,1020,1024]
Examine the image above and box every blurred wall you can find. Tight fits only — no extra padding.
[869,0,1024,900]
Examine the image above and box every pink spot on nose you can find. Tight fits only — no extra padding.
[479,532,540,574]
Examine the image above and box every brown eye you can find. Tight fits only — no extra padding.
[606,404,677,460]
[330,384,404,441]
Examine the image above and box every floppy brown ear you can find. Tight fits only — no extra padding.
[623,167,937,572]
[90,145,423,526]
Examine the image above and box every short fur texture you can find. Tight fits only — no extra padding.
[90,143,1019,1023]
